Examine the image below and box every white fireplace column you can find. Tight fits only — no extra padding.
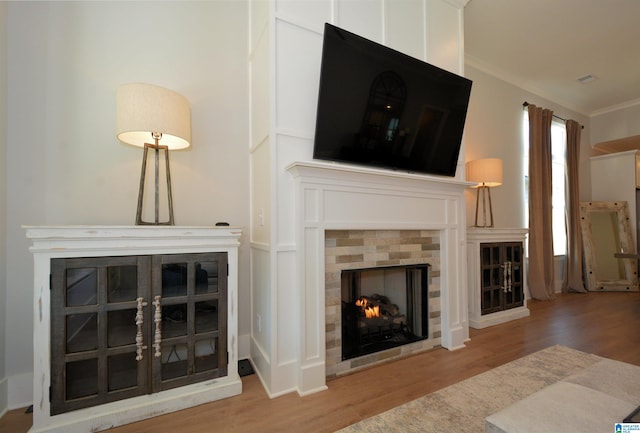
[288,161,472,395]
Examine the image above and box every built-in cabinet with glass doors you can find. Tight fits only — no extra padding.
[50,253,228,415]
[26,226,241,433]
[467,228,530,329]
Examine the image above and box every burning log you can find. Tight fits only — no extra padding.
[355,294,406,330]
[356,295,401,317]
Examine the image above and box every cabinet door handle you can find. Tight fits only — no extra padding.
[152,295,162,358]
[135,297,148,361]
[501,262,508,292]
[501,261,513,293]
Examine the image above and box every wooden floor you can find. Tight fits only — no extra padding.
[2,292,639,433]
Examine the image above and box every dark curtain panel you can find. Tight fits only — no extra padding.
[562,119,587,293]
[528,105,555,300]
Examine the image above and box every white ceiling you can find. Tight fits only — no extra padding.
[464,0,640,117]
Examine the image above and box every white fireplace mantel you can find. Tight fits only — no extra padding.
[287,161,472,395]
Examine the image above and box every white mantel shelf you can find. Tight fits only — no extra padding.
[287,160,475,189]
[24,226,242,433]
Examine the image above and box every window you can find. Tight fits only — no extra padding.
[523,113,567,256]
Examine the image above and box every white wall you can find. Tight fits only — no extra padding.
[463,65,595,228]
[0,1,8,419]
[248,0,272,388]
[4,1,249,409]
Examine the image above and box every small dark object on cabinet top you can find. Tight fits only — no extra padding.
[215,222,229,226]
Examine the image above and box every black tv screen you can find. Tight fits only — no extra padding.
[313,23,472,177]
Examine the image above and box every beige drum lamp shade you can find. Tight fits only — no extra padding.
[466,158,503,187]
[116,83,191,150]
[466,158,503,227]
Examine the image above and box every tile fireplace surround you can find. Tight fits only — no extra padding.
[288,161,472,394]
[325,229,442,377]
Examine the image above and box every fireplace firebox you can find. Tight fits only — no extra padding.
[341,264,430,360]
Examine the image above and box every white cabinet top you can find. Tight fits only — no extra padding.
[24,225,242,254]
[467,227,528,242]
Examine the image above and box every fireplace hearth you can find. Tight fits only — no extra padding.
[342,264,429,360]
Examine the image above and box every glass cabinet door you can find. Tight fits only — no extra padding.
[50,256,151,415]
[479,242,525,315]
[151,253,228,392]
[480,244,503,314]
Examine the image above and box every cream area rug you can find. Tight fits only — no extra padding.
[336,345,603,433]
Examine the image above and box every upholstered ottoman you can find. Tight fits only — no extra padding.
[485,359,640,433]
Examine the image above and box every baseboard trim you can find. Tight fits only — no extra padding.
[469,306,530,329]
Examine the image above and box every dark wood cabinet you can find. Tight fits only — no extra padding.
[50,252,228,415]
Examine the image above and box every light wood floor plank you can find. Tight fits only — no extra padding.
[2,292,639,433]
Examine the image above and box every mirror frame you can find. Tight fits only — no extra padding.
[580,201,638,291]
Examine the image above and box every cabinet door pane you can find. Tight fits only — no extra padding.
[481,246,491,265]
[491,246,500,264]
[162,263,188,297]
[482,268,491,287]
[491,268,501,286]
[195,300,218,333]
[504,288,514,304]
[512,264,522,283]
[162,304,188,338]
[108,353,138,391]
[108,309,137,347]
[482,290,493,310]
[482,287,502,312]
[107,265,138,303]
[161,342,188,380]
[66,358,98,400]
[66,268,97,306]
[513,245,522,262]
[195,338,218,373]
[195,261,219,295]
[66,313,98,353]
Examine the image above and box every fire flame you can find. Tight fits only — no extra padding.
[355,297,380,318]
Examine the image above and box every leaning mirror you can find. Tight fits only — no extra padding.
[580,201,639,291]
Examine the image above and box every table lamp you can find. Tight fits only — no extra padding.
[116,83,191,225]
[466,158,503,227]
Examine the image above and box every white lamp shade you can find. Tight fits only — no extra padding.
[116,83,191,150]
[466,158,503,187]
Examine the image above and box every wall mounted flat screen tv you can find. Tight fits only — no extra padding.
[313,23,473,177]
